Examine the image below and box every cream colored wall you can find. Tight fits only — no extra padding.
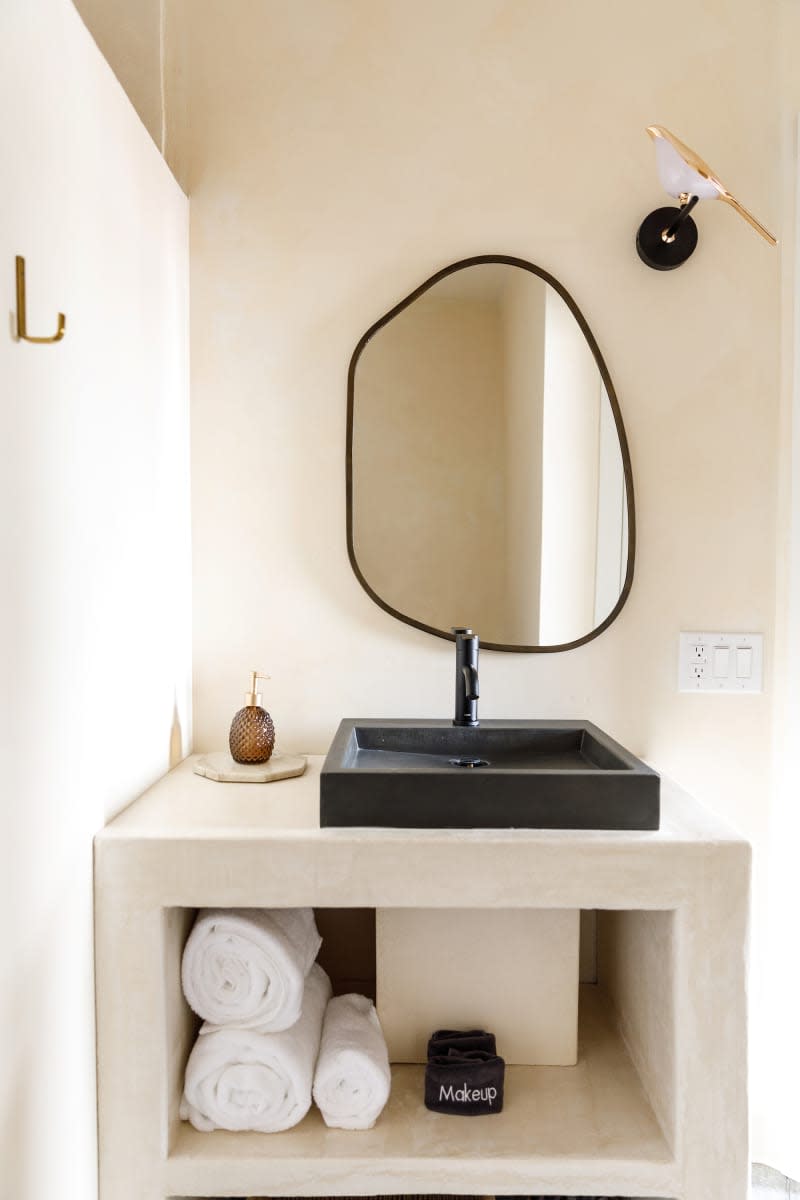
[0,2,191,1197]
[762,4,800,1179]
[72,0,163,151]
[353,295,507,635]
[71,0,190,189]
[179,0,787,1168]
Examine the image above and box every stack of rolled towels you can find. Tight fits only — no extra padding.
[180,907,391,1133]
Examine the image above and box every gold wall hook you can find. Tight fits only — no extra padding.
[15,256,66,344]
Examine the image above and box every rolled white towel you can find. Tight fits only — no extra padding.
[312,993,391,1130]
[180,962,332,1133]
[181,907,321,1031]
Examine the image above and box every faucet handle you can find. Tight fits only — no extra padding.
[451,626,473,638]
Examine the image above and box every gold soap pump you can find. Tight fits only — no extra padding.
[229,670,275,764]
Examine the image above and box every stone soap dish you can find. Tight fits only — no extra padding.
[193,752,307,783]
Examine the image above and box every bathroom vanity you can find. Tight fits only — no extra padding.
[94,755,750,1200]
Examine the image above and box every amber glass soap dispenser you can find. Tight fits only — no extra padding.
[229,671,275,764]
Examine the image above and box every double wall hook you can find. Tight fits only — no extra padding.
[15,256,66,343]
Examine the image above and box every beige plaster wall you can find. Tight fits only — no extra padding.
[0,2,191,1197]
[72,0,163,151]
[71,0,190,188]
[762,3,800,1180]
[183,0,780,807]
[177,0,787,1167]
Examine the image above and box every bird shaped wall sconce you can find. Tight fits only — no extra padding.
[636,125,777,270]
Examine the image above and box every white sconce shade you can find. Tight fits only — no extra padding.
[651,132,720,201]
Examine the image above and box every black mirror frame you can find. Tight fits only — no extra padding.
[346,254,636,653]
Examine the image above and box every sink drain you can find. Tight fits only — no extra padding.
[449,756,490,768]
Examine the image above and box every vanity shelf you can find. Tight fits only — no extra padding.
[95,755,750,1200]
[166,988,671,1198]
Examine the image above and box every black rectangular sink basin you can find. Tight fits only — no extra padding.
[320,719,660,830]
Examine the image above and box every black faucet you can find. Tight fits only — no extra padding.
[451,627,479,727]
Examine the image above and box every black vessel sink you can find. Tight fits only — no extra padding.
[320,719,660,830]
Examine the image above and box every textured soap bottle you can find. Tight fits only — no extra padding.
[229,671,275,764]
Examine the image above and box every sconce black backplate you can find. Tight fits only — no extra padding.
[637,205,698,271]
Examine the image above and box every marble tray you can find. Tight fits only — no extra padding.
[193,751,307,783]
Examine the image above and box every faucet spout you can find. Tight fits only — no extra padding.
[461,665,479,702]
[451,627,479,727]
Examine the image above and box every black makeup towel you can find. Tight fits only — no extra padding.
[424,1049,505,1115]
[426,1029,497,1058]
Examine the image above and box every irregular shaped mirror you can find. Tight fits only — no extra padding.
[347,256,634,651]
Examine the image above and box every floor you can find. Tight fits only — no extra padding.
[752,1163,800,1198]
[242,1165,799,1200]
[497,1170,800,1200]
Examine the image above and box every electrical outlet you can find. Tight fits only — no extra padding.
[679,632,763,693]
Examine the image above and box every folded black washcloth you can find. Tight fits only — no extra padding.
[426,1028,497,1058]
[424,1049,505,1115]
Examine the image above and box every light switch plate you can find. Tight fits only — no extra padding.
[678,632,763,693]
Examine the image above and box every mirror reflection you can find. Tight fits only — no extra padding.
[348,258,633,650]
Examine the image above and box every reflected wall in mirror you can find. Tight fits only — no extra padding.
[347,256,635,651]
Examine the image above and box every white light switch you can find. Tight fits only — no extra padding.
[679,632,763,693]
[736,647,753,678]
[712,646,730,677]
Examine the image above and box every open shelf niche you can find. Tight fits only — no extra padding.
[163,906,678,1200]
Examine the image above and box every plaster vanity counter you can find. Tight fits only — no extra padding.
[95,754,750,1200]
